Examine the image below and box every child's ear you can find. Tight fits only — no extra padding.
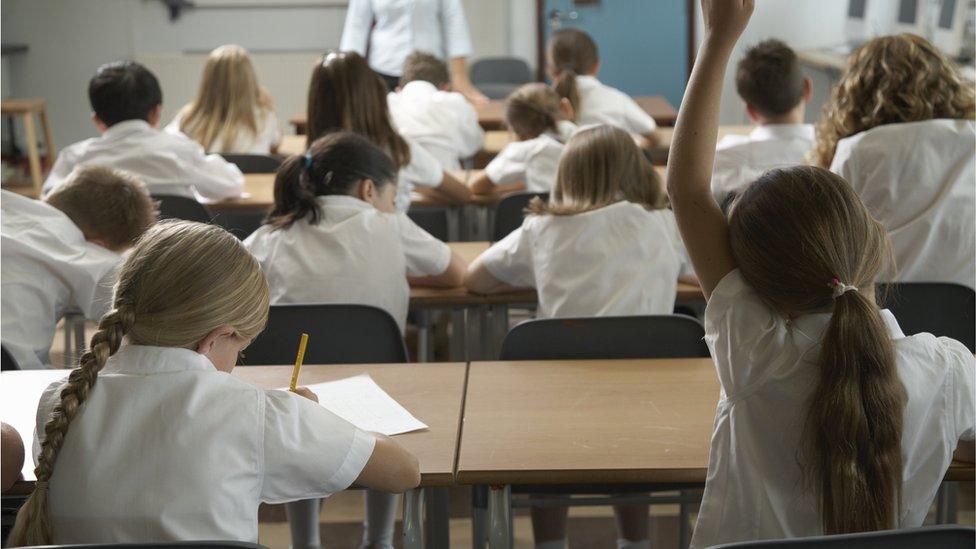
[357,178,376,203]
[560,97,575,121]
[802,76,813,102]
[591,59,601,76]
[91,113,109,133]
[744,103,763,125]
[194,325,235,356]
[147,104,163,128]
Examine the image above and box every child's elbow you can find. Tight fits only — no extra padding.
[395,454,422,492]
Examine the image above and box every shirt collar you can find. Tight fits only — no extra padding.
[101,344,217,375]
[315,195,374,210]
[102,119,155,140]
[401,80,439,96]
[749,123,815,142]
[574,74,600,90]
[791,307,906,346]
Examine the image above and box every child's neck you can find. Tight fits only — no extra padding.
[754,104,806,126]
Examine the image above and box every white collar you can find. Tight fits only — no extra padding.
[315,194,374,210]
[791,308,906,346]
[400,80,440,96]
[102,119,156,140]
[574,74,601,89]
[749,124,814,142]
[101,344,217,375]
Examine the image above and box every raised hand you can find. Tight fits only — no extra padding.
[701,0,755,47]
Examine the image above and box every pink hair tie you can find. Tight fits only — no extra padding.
[829,277,859,299]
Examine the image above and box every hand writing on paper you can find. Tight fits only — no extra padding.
[292,386,319,403]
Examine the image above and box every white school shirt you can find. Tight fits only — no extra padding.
[388,80,484,170]
[165,107,282,155]
[42,120,244,201]
[0,191,119,370]
[33,344,374,544]
[395,135,445,212]
[830,119,976,289]
[691,270,976,549]
[711,124,815,204]
[484,121,577,193]
[479,201,685,318]
[244,195,451,330]
[340,0,473,77]
[575,75,657,135]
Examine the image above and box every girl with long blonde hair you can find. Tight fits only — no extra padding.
[669,2,974,547]
[811,33,976,289]
[9,221,419,546]
[167,45,282,154]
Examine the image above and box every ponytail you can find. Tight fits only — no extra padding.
[9,307,134,546]
[806,288,906,534]
[552,67,580,122]
[265,132,397,230]
[547,27,599,123]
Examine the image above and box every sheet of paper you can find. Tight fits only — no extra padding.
[1,370,72,480]
[294,374,427,436]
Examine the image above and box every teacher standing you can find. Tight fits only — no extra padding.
[340,0,488,103]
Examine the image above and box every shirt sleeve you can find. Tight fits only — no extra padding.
[620,94,657,134]
[943,338,976,441]
[484,142,531,185]
[339,0,373,55]
[401,138,444,189]
[261,389,376,503]
[41,146,81,197]
[394,213,452,276]
[478,224,536,288]
[447,93,485,157]
[174,134,245,201]
[440,0,474,59]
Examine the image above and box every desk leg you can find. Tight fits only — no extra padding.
[936,482,958,524]
[63,316,74,368]
[416,309,431,363]
[446,208,461,242]
[73,315,86,362]
[466,305,489,360]
[489,305,509,360]
[488,485,512,549]
[402,487,425,549]
[450,308,466,362]
[424,487,450,549]
[472,485,489,548]
[21,114,42,193]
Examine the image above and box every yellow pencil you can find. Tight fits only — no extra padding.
[289,333,309,392]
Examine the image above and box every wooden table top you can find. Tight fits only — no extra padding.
[456,359,976,485]
[233,362,466,486]
[277,134,306,157]
[1,98,47,114]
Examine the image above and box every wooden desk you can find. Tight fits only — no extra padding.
[277,134,305,157]
[2,98,55,193]
[208,173,275,213]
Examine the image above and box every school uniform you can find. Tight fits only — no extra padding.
[691,269,976,548]
[244,195,451,331]
[42,120,244,201]
[165,107,282,155]
[478,201,686,317]
[711,124,815,204]
[388,80,484,171]
[830,119,976,289]
[484,121,577,193]
[575,75,657,135]
[33,344,374,544]
[396,135,446,212]
[0,191,119,370]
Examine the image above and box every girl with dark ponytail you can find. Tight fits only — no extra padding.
[546,28,660,147]
[244,132,466,549]
[669,2,974,548]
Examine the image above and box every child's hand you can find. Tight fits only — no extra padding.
[292,387,319,403]
[701,0,754,46]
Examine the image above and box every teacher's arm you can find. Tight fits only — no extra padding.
[339,0,373,55]
[442,0,488,104]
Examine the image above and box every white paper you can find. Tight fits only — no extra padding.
[0,370,72,480]
[292,374,427,436]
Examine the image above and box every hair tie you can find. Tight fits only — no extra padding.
[302,153,314,180]
[35,480,49,492]
[829,277,858,299]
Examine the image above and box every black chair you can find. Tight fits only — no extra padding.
[707,525,975,549]
[212,212,265,241]
[470,57,533,100]
[1,345,19,370]
[219,154,282,174]
[492,191,548,242]
[153,195,213,224]
[18,543,269,549]
[878,282,975,352]
[500,314,708,361]
[243,304,407,366]
[407,207,450,242]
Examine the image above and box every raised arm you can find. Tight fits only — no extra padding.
[666,0,753,298]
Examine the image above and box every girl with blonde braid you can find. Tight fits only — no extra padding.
[9,221,419,546]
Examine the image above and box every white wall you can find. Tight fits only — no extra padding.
[0,0,513,150]
[693,0,849,124]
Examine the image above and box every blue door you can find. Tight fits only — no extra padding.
[543,0,690,107]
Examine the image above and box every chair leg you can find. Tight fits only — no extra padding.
[678,497,690,548]
[22,114,42,193]
[936,482,959,524]
[424,486,450,549]
[39,108,55,167]
[472,485,489,548]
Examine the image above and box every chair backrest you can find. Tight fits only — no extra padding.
[1,344,19,371]
[219,153,282,174]
[18,542,269,549]
[153,195,213,224]
[212,211,265,241]
[492,191,549,241]
[878,282,975,352]
[470,57,533,86]
[407,207,450,242]
[500,315,708,361]
[708,525,975,549]
[243,304,408,365]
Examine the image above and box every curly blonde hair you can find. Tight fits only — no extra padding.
[810,33,975,168]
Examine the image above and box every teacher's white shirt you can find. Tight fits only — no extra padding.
[830,119,976,289]
[34,344,375,544]
[340,0,473,77]
[691,269,975,548]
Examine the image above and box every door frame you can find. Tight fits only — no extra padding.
[534,0,697,83]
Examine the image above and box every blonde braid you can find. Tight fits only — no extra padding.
[8,306,134,546]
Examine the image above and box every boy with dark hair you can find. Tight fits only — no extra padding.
[43,61,243,201]
[712,39,814,206]
[388,51,484,170]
